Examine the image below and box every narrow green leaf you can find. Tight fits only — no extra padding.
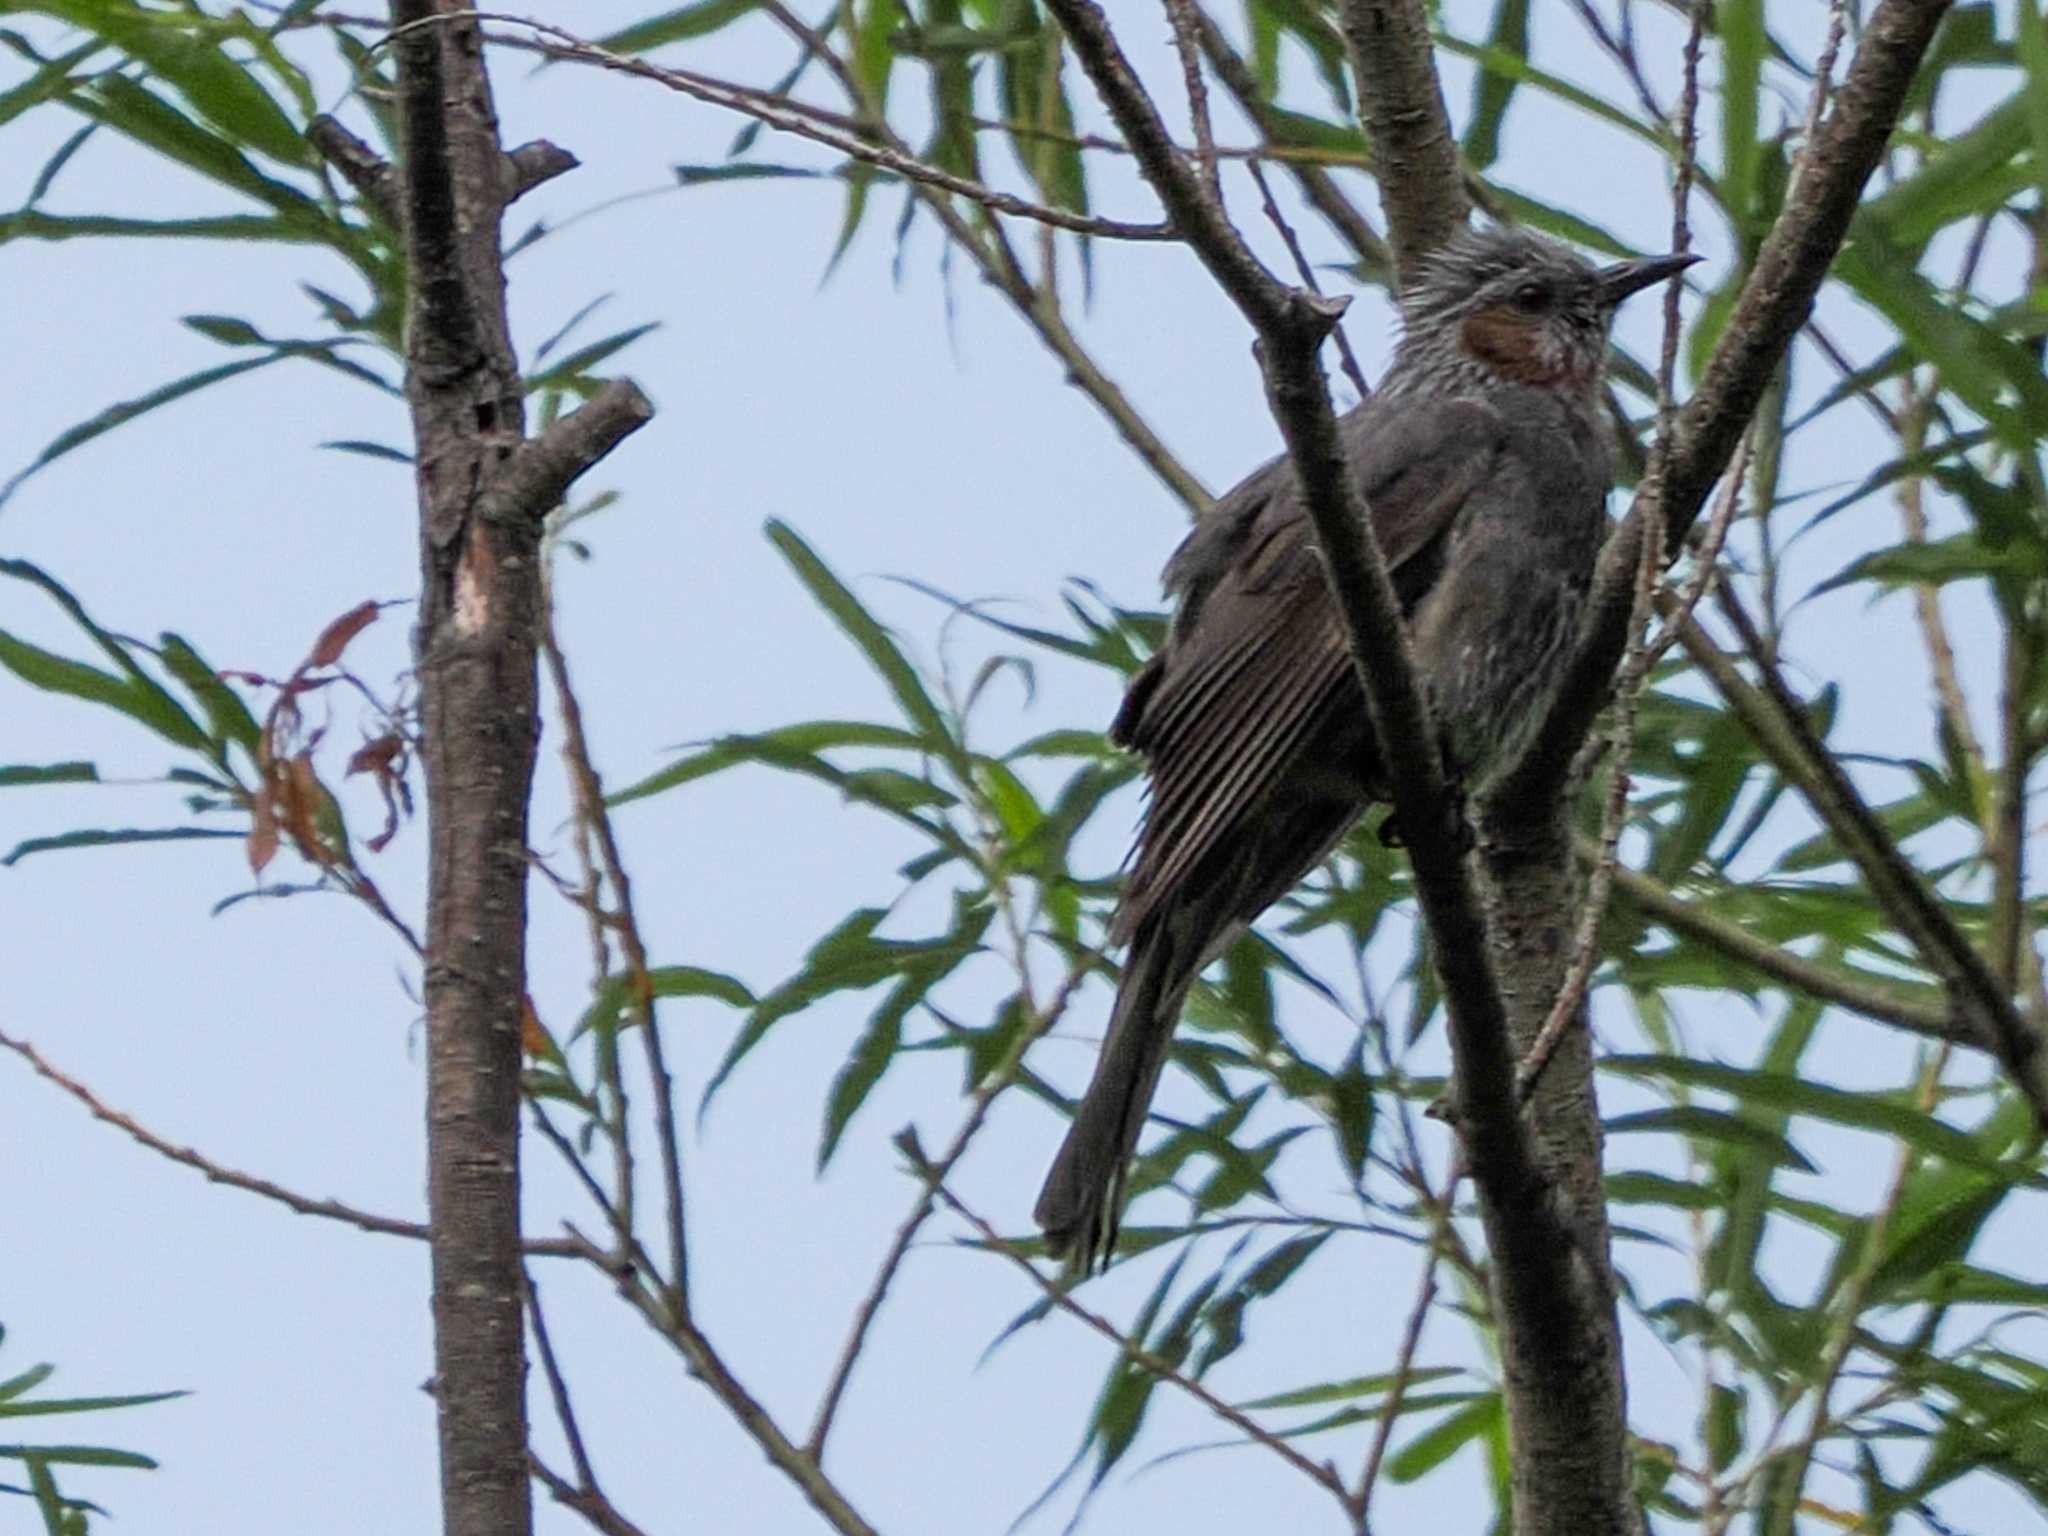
[818,971,924,1168]
[607,721,928,807]
[523,322,659,394]
[1237,1366,1464,1413]
[673,161,823,184]
[2014,0,2048,209]
[1719,0,1763,228]
[158,633,261,757]
[0,1366,54,1402]
[0,355,281,507]
[0,1442,157,1469]
[596,0,758,53]
[1388,1394,1501,1482]
[1605,1055,2000,1170]
[1460,0,1530,170]
[1605,1106,1817,1172]
[0,1390,185,1420]
[0,209,315,243]
[21,0,307,165]
[319,439,411,463]
[764,522,963,769]
[0,763,97,787]
[3,826,242,867]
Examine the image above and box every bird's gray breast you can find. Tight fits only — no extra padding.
[1409,389,1612,786]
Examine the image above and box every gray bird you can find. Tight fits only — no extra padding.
[1035,225,1695,1272]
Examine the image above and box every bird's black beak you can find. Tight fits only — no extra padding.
[1598,252,1701,306]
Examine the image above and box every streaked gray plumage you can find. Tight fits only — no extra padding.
[1036,225,1695,1272]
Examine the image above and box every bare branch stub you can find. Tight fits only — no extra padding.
[308,113,399,226]
[507,138,578,201]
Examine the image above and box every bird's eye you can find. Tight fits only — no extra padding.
[1512,282,1548,313]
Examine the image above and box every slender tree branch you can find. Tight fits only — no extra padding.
[1246,154,1372,403]
[1516,0,1706,1106]
[526,1275,597,1492]
[1895,387,1986,769]
[0,1028,581,1257]
[1163,0,1219,200]
[1192,16,1392,279]
[1674,595,2048,1125]
[927,1179,1349,1500]
[1766,1045,1950,1536]
[468,17,1174,241]
[529,1455,653,1536]
[807,960,1089,1459]
[1351,1183,1454,1526]
[540,562,688,1312]
[1335,0,1469,282]
[1509,0,1959,806]
[1595,854,1970,1045]
[579,1242,884,1536]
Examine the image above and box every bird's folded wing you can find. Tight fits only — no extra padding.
[1112,396,1505,940]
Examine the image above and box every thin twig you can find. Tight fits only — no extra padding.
[1163,0,1219,200]
[1766,1043,1952,1536]
[0,1027,580,1257]
[929,1180,1349,1500]
[1596,851,1965,1044]
[529,1454,653,1536]
[453,14,1176,241]
[1351,1177,1455,1525]
[1246,155,1371,403]
[1679,589,2048,1125]
[807,957,1092,1456]
[1892,386,1983,764]
[526,1274,597,1491]
[1516,0,1705,1105]
[541,576,689,1312]
[1190,15,1393,278]
[569,1234,886,1536]
[1567,0,1665,124]
[1790,0,1852,199]
[761,0,1212,514]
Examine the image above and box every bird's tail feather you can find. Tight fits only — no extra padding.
[1034,919,1199,1273]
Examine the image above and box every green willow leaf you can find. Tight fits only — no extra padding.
[1605,1106,1817,1173]
[1388,1394,1502,1483]
[0,762,97,787]
[765,521,965,772]
[596,0,759,53]
[3,826,241,867]
[1461,0,1530,170]
[0,355,283,507]
[1605,1056,2001,1171]
[9,0,307,164]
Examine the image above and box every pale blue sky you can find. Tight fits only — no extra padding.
[2,3,2038,1533]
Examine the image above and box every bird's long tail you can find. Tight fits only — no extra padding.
[1034,914,1203,1273]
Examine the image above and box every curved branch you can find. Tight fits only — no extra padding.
[0,1028,581,1258]
[1595,854,1972,1046]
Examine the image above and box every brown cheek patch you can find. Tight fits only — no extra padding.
[1461,306,1590,389]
